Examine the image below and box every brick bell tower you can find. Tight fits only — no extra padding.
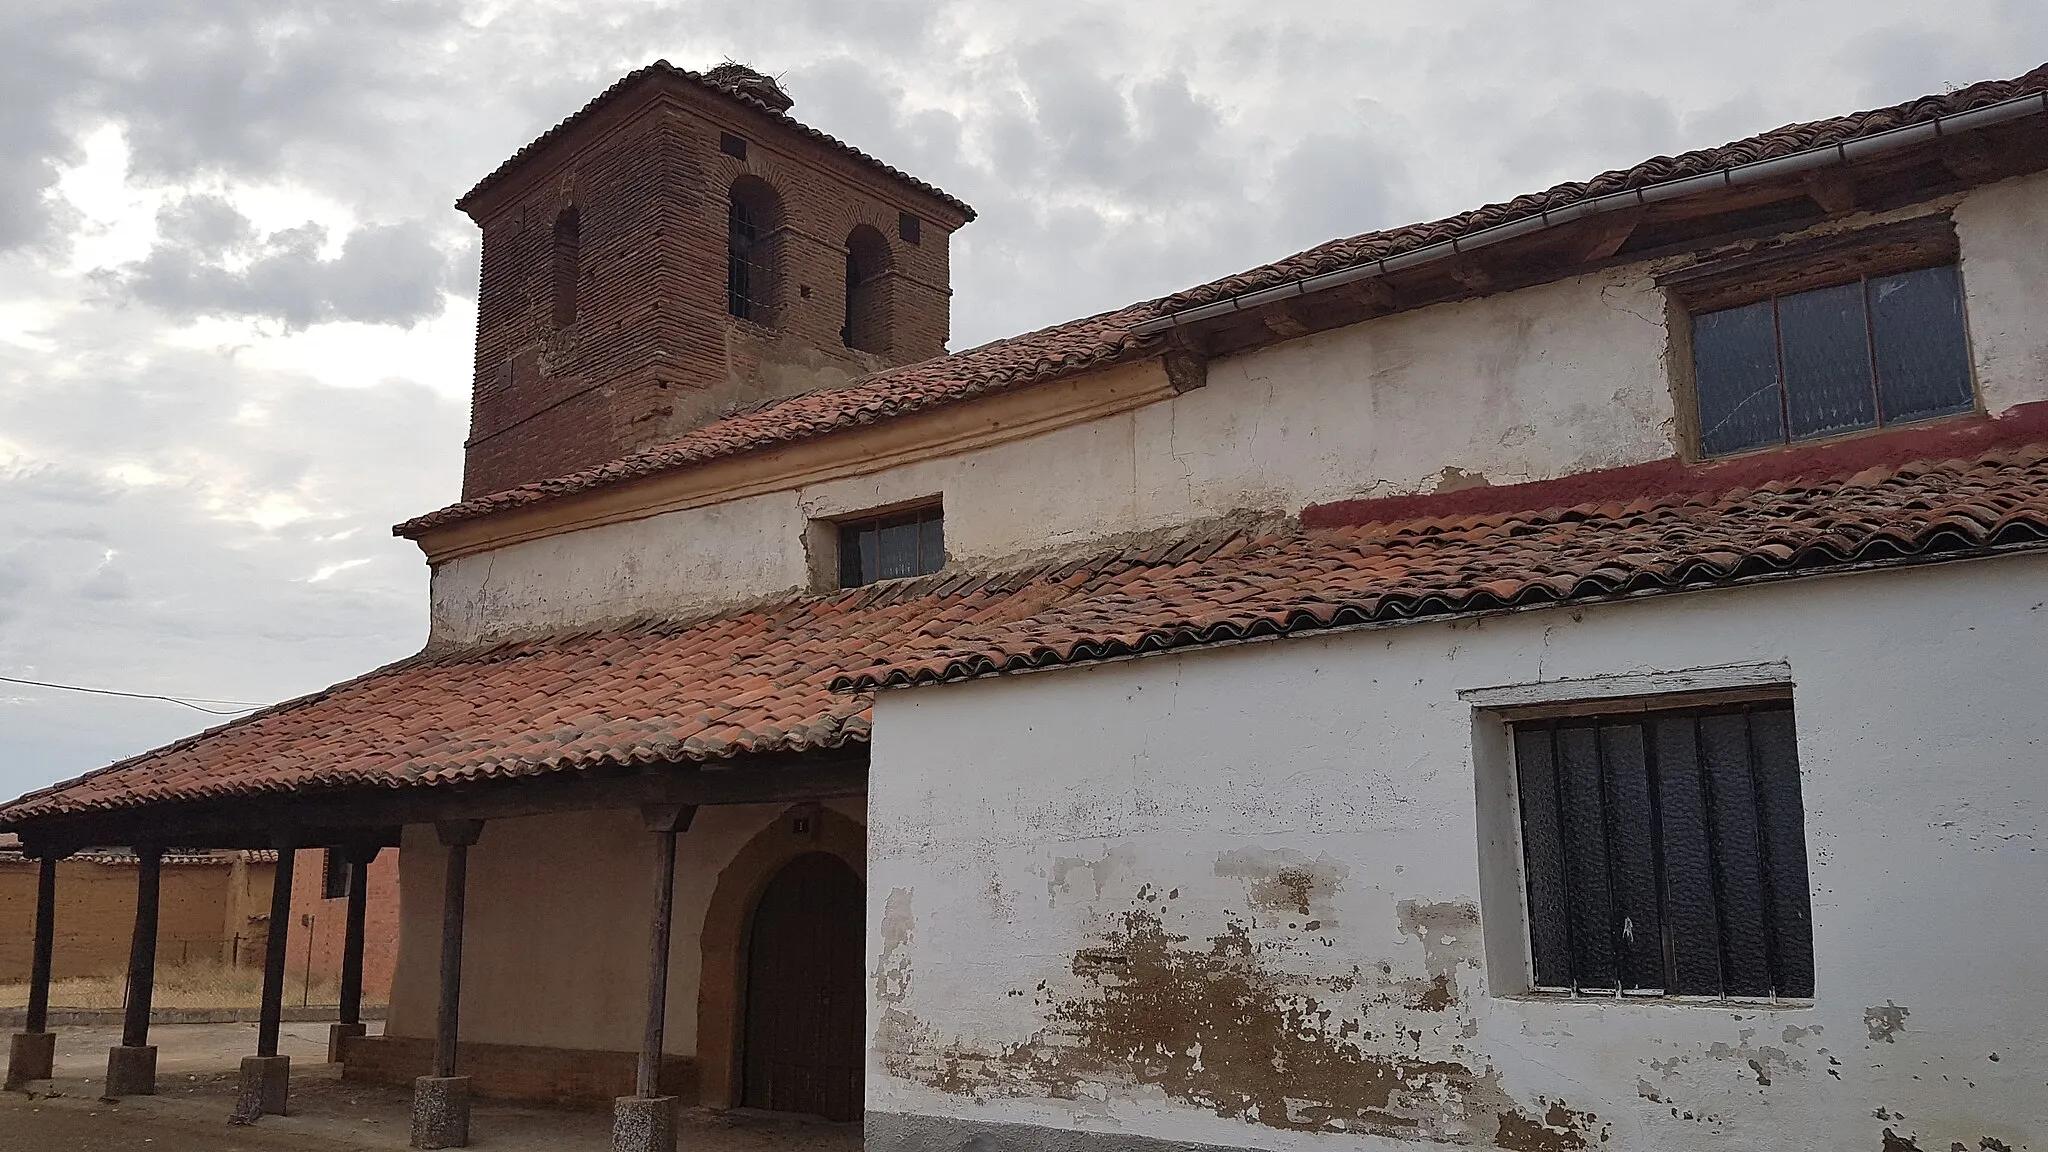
[453,62,976,498]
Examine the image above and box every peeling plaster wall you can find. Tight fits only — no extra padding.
[386,796,865,1054]
[867,555,2048,1152]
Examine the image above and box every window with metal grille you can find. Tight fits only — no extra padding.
[727,176,781,324]
[321,849,351,900]
[838,505,944,588]
[1691,262,1974,457]
[1512,701,1814,999]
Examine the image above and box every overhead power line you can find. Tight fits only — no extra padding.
[0,674,267,716]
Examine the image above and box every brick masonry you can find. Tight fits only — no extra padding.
[342,1034,699,1109]
[459,69,970,498]
[282,847,401,1005]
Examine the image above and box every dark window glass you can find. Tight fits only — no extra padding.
[1514,701,1813,999]
[898,212,921,244]
[728,198,758,321]
[1692,262,1974,456]
[1870,265,1975,425]
[321,849,350,900]
[1694,301,1784,456]
[720,131,748,159]
[551,208,580,328]
[838,506,944,588]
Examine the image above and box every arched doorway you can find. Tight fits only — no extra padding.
[741,851,863,1121]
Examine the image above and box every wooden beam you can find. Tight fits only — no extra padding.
[431,822,480,1080]
[120,847,164,1049]
[338,847,378,1028]
[1567,207,1644,261]
[25,855,56,1034]
[9,754,867,852]
[634,812,686,1100]
[1801,171,1859,215]
[255,845,296,1059]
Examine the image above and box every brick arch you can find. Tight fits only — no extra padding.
[842,223,895,354]
[695,803,866,1108]
[726,173,787,326]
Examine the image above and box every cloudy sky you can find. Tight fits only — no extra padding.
[1,0,2042,800]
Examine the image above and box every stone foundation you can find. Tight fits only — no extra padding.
[612,1095,677,1152]
[6,1032,55,1089]
[327,1021,366,1064]
[411,1075,470,1149]
[232,1054,290,1119]
[103,1043,157,1097]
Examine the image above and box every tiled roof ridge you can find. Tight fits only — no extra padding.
[1168,61,2048,310]
[0,650,438,818]
[838,439,2048,690]
[455,60,974,218]
[1306,401,2048,530]
[394,300,1165,537]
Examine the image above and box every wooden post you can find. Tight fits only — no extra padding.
[7,853,61,1089]
[256,846,296,1057]
[339,848,376,1027]
[432,822,482,1079]
[26,855,56,1034]
[636,805,695,1098]
[121,846,164,1048]
[104,845,165,1096]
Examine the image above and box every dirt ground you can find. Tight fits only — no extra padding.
[6,1022,863,1152]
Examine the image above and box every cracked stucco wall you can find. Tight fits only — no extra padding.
[867,555,2048,1152]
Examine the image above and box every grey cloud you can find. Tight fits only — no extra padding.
[113,196,454,329]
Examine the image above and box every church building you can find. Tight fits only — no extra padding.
[5,59,2047,1152]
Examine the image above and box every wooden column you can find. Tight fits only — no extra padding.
[25,855,56,1034]
[432,822,482,1079]
[636,806,695,1098]
[121,846,165,1048]
[339,848,377,1028]
[255,845,296,1058]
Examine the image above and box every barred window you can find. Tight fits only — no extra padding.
[838,505,944,588]
[727,176,783,324]
[1512,701,1814,999]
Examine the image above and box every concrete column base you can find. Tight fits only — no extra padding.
[612,1095,678,1152]
[230,1054,290,1121]
[6,1032,56,1090]
[103,1044,157,1097]
[327,1021,367,1064]
[411,1075,471,1149]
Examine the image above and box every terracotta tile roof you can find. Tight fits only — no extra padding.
[455,60,974,219]
[840,442,2048,690]
[394,302,1162,536]
[14,442,2048,825]
[403,63,2046,540]
[1167,62,2048,310]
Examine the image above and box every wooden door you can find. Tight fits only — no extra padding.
[741,852,864,1120]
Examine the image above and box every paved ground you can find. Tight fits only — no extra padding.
[8,1022,862,1151]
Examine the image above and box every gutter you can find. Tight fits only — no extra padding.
[1132,89,2048,336]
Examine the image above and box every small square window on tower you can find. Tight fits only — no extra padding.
[898,212,922,245]
[720,131,748,159]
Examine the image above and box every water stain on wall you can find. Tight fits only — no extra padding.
[1865,1002,1910,1043]
[1213,846,1349,921]
[879,896,1598,1149]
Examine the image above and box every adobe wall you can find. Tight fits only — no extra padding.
[380,797,865,1080]
[0,856,277,982]
[281,848,402,1004]
[865,553,2048,1152]
[427,172,2048,647]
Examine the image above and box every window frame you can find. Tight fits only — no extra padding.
[833,501,946,589]
[1497,692,1815,1005]
[321,848,351,901]
[1662,214,1980,461]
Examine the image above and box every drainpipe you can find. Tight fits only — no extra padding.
[1131,89,2048,336]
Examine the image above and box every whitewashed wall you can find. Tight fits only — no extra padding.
[866,555,2048,1152]
[429,172,2048,646]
